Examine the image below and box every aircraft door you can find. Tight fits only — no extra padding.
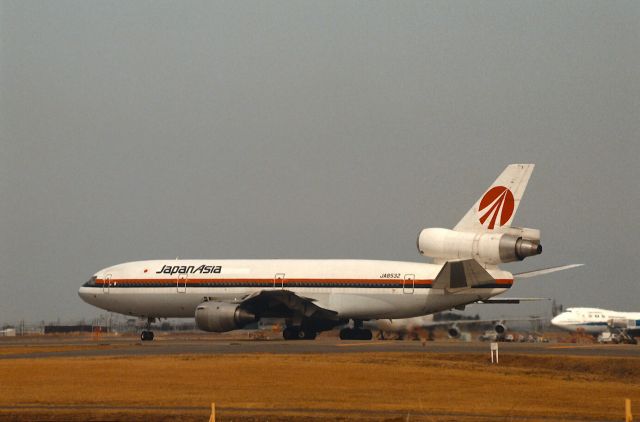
[103,274,112,294]
[274,273,285,289]
[403,274,415,294]
[177,275,187,293]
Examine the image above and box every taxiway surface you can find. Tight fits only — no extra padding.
[1,334,638,359]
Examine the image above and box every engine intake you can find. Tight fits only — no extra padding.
[195,301,256,332]
[448,326,461,339]
[494,323,507,334]
[417,228,541,265]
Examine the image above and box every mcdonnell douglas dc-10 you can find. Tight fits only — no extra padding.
[79,164,579,341]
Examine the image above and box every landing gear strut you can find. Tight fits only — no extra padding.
[339,320,373,340]
[140,317,155,341]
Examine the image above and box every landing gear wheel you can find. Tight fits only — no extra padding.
[339,328,352,340]
[283,327,299,340]
[302,330,317,340]
[141,317,155,341]
[340,328,358,340]
[357,329,372,340]
[140,330,154,341]
[283,326,317,340]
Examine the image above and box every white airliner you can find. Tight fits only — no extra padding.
[551,308,640,342]
[79,164,578,341]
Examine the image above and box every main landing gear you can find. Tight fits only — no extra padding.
[140,317,155,341]
[339,320,373,340]
[282,326,317,340]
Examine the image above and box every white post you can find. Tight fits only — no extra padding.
[209,402,216,422]
[490,342,499,364]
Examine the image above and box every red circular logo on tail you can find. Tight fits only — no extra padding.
[478,186,515,229]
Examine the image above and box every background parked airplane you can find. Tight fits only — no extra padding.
[551,307,640,344]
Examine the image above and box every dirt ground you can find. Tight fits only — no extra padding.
[1,352,639,421]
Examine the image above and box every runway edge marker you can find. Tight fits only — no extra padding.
[209,402,216,422]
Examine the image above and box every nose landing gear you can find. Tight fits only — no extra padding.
[140,330,154,341]
[140,317,155,341]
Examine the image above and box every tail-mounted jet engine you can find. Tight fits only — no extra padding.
[195,301,256,332]
[417,228,541,265]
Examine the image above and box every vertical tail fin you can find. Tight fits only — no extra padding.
[453,164,534,232]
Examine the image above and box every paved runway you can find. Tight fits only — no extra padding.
[1,334,639,359]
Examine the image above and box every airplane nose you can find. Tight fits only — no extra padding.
[79,276,99,304]
[550,315,562,326]
[78,286,92,304]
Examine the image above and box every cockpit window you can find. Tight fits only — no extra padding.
[83,276,98,287]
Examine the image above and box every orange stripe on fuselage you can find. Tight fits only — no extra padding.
[93,278,513,286]
[95,278,434,285]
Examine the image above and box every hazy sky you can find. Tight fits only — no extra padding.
[1,1,638,324]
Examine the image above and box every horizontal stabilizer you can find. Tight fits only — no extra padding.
[514,264,583,279]
[478,297,550,304]
[433,259,495,290]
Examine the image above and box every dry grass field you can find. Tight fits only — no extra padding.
[1,351,639,421]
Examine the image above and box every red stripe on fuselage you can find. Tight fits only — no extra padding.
[93,278,513,286]
[96,278,433,285]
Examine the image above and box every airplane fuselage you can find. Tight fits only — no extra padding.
[79,259,513,320]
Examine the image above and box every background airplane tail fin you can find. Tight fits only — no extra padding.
[453,164,534,232]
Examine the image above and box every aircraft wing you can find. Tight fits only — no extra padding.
[514,264,583,279]
[372,315,545,334]
[421,316,543,327]
[239,289,339,321]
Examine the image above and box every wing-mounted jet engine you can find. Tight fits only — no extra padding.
[195,301,257,332]
[494,321,507,334]
[448,320,508,339]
